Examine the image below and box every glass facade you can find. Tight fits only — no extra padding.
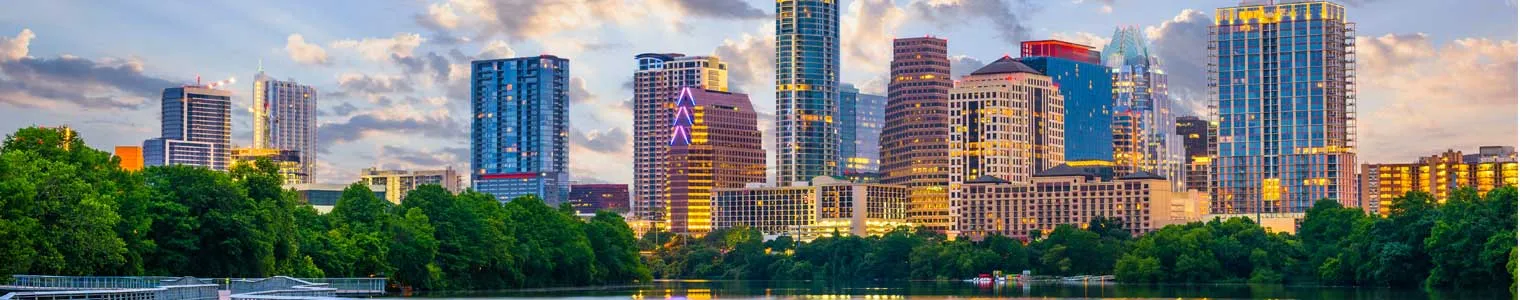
[1176,116,1213,194]
[1103,27,1185,191]
[774,0,840,184]
[252,71,317,183]
[1209,1,1357,213]
[1018,55,1114,162]
[568,184,631,215]
[882,37,953,232]
[470,55,571,204]
[665,88,766,234]
[837,83,884,177]
[632,53,728,223]
[144,86,232,170]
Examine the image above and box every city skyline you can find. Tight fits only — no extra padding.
[0,0,1514,186]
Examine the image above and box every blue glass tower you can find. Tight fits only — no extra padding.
[143,85,233,171]
[1103,27,1186,191]
[838,83,885,178]
[775,0,840,184]
[470,55,571,204]
[1018,41,1114,162]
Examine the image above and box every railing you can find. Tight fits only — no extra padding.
[2,275,382,300]
[291,279,383,294]
[6,276,179,290]
[0,284,215,300]
[228,277,332,296]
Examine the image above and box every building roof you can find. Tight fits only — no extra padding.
[1118,171,1167,180]
[966,175,1011,184]
[970,56,1041,76]
[1034,163,1099,178]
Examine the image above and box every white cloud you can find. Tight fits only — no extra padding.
[1,28,35,61]
[1049,31,1110,49]
[1357,34,1518,162]
[284,34,329,65]
[330,33,424,61]
[420,3,460,30]
[477,40,515,59]
[842,0,907,80]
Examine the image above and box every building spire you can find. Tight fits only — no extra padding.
[257,59,264,73]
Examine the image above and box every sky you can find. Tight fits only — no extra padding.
[0,0,1515,185]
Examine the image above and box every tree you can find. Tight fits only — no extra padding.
[389,208,440,289]
[141,165,271,277]
[584,211,652,283]
[0,127,132,276]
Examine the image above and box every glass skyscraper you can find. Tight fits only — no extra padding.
[1209,1,1357,213]
[774,0,840,184]
[665,87,766,234]
[631,53,729,223]
[838,83,884,178]
[252,69,317,184]
[143,85,233,171]
[470,55,571,204]
[1018,40,1114,162]
[1103,27,1185,191]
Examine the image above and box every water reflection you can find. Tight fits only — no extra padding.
[398,280,1508,299]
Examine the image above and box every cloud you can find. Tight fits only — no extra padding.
[316,110,466,153]
[712,30,775,94]
[907,0,1032,46]
[330,33,424,61]
[1,29,34,61]
[415,2,461,31]
[949,55,985,78]
[0,54,178,110]
[1074,0,1117,14]
[392,51,452,84]
[477,40,516,59]
[1357,34,1518,162]
[569,77,595,104]
[1050,31,1110,49]
[570,127,631,154]
[843,0,907,79]
[447,0,645,41]
[379,145,468,168]
[655,0,768,19]
[328,101,359,117]
[335,73,415,97]
[1145,9,1210,116]
[284,34,329,65]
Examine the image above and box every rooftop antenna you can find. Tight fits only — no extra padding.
[257,59,264,73]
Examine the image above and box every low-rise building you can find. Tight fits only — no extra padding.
[286,183,386,214]
[952,164,1200,241]
[114,146,144,171]
[569,184,630,215]
[231,147,306,185]
[359,167,464,204]
[1360,147,1518,216]
[713,177,909,239]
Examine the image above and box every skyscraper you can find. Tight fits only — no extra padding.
[1104,27,1185,190]
[144,84,233,171]
[1018,40,1114,162]
[1210,1,1357,213]
[1176,116,1213,193]
[774,0,840,184]
[251,69,317,183]
[470,55,571,204]
[665,87,766,234]
[947,57,1066,188]
[838,83,885,178]
[632,53,729,223]
[882,37,952,232]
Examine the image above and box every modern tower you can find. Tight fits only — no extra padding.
[1209,1,1357,213]
[1176,116,1213,194]
[251,69,317,184]
[947,57,1066,187]
[1104,27,1186,190]
[632,53,729,223]
[665,87,766,234]
[144,82,233,171]
[774,0,841,184]
[882,37,952,232]
[470,55,571,204]
[1018,40,1114,162]
[838,83,885,178]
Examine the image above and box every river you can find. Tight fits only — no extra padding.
[392,280,1510,299]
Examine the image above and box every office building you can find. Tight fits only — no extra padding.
[287,183,386,214]
[568,184,631,215]
[231,147,304,185]
[774,0,841,184]
[1209,1,1358,213]
[1105,27,1185,191]
[838,83,885,176]
[114,146,143,171]
[632,53,729,223]
[665,87,766,234]
[948,56,1065,187]
[953,164,1204,241]
[1176,116,1213,193]
[713,176,909,239]
[143,84,233,170]
[1360,148,1518,216]
[1018,40,1114,162]
[882,37,953,232]
[359,167,464,204]
[251,69,317,183]
[470,55,571,204]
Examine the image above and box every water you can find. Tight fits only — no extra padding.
[394,280,1510,299]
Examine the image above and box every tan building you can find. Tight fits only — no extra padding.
[359,167,464,204]
[1360,147,1518,216]
[952,165,1199,241]
[882,37,954,233]
[114,146,144,171]
[633,53,729,224]
[665,87,766,234]
[713,176,909,239]
[232,147,305,185]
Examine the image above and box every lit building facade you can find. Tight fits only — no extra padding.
[114,146,143,171]
[1209,1,1358,213]
[286,183,386,214]
[470,55,571,204]
[144,85,233,171]
[632,53,728,223]
[838,83,885,176]
[1018,40,1114,162]
[953,165,1203,241]
[251,70,317,183]
[1104,27,1185,191]
[231,147,304,185]
[665,88,766,234]
[1176,116,1213,193]
[1359,148,1518,216]
[774,0,841,184]
[713,176,909,239]
[948,57,1066,221]
[360,167,464,204]
[882,37,953,232]
[568,184,631,215]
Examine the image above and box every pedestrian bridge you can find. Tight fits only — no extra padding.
[0,275,386,300]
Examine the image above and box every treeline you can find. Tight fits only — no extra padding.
[0,127,649,289]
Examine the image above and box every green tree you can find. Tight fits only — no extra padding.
[141,165,271,277]
[389,208,440,289]
[0,127,132,276]
[584,211,652,283]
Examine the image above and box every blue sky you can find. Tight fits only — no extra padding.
[0,0,1514,184]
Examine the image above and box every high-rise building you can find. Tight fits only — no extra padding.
[251,69,317,183]
[665,87,766,234]
[1018,40,1114,162]
[948,56,1065,188]
[231,147,304,185]
[359,167,464,204]
[1104,27,1185,191]
[954,165,1204,241]
[713,176,908,240]
[568,184,631,215]
[114,146,143,171]
[882,37,953,232]
[1209,1,1358,213]
[1360,148,1518,216]
[774,0,841,184]
[470,55,571,204]
[632,53,729,223]
[144,84,233,170]
[1176,116,1213,193]
[838,83,885,177]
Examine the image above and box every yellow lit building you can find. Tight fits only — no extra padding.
[1360,147,1518,216]
[953,165,1202,241]
[231,147,305,185]
[713,176,910,240]
[359,167,464,204]
[114,146,144,171]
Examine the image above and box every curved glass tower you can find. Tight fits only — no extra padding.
[774,0,840,184]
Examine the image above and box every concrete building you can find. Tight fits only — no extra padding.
[251,69,317,184]
[665,87,766,234]
[948,56,1065,189]
[359,167,464,204]
[632,53,729,223]
[953,164,1204,241]
[231,147,304,185]
[568,184,631,215]
[1018,40,1114,162]
[470,55,571,204]
[287,183,386,214]
[1209,1,1358,213]
[144,84,233,170]
[1360,148,1518,216]
[882,37,953,232]
[114,146,143,171]
[1176,116,1213,194]
[774,0,841,184]
[838,83,885,177]
[713,177,909,239]
[1105,27,1185,191]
